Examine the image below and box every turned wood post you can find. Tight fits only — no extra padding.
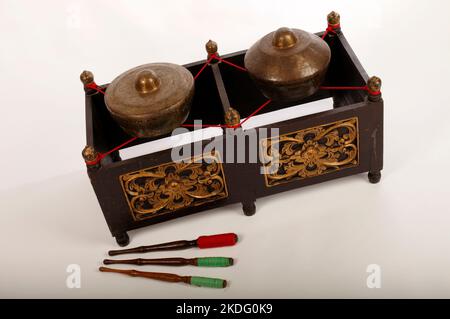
[367,76,383,183]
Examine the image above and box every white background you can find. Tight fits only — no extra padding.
[1,0,450,298]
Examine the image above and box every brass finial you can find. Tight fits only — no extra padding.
[367,76,382,93]
[327,11,340,26]
[135,70,160,94]
[206,40,218,58]
[80,70,94,85]
[224,107,241,127]
[272,27,298,49]
[82,145,99,163]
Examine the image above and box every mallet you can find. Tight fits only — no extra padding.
[103,257,233,267]
[99,267,227,289]
[108,233,238,256]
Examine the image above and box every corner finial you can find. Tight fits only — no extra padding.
[368,76,382,92]
[82,145,99,166]
[327,11,340,26]
[205,40,218,59]
[367,76,382,101]
[80,70,94,86]
[224,107,241,127]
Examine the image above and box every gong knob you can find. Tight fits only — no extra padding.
[272,27,298,49]
[135,69,160,94]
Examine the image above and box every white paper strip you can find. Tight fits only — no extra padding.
[119,97,333,160]
[241,97,333,130]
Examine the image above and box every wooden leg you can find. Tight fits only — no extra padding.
[115,232,130,247]
[368,171,381,184]
[242,200,256,216]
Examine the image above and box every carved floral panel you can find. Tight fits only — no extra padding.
[261,117,359,187]
[120,152,228,221]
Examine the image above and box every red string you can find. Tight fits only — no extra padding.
[181,98,272,129]
[188,53,269,129]
[320,23,382,96]
[84,53,240,166]
[194,54,216,80]
[322,23,340,39]
[85,53,230,166]
[238,99,272,127]
[213,55,247,72]
[86,39,382,165]
[85,136,138,166]
[84,82,138,166]
[319,85,381,96]
[86,82,105,94]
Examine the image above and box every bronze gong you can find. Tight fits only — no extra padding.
[244,27,331,102]
[105,63,194,138]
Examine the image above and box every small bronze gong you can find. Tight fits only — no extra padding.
[105,63,194,138]
[245,27,331,102]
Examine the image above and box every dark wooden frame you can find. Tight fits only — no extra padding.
[83,30,383,246]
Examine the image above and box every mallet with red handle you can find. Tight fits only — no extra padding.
[108,233,238,256]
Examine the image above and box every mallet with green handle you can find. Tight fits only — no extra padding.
[99,267,227,289]
[103,257,233,267]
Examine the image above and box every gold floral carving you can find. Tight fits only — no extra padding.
[120,153,228,221]
[261,118,359,187]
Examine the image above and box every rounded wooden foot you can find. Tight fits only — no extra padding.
[242,201,256,216]
[115,232,130,247]
[368,171,381,184]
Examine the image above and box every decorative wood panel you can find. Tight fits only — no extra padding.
[261,117,359,187]
[120,152,228,221]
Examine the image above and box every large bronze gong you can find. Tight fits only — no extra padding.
[105,63,194,138]
[245,27,331,102]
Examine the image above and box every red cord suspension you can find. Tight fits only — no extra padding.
[322,23,340,39]
[83,81,138,166]
[238,99,272,127]
[85,137,138,166]
[194,54,217,80]
[86,82,105,94]
[181,98,272,129]
[85,26,379,166]
[213,55,247,72]
[188,53,270,129]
